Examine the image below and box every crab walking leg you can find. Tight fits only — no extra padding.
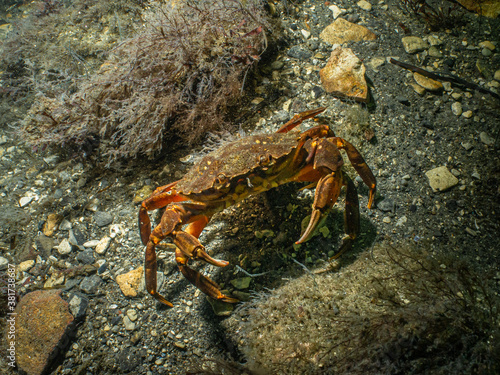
[276,107,327,133]
[296,171,343,244]
[139,181,186,245]
[331,174,360,259]
[335,138,377,208]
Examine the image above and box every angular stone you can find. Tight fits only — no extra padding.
[328,4,345,19]
[451,102,463,116]
[320,47,369,102]
[357,0,372,11]
[319,18,376,45]
[95,236,112,255]
[413,72,443,92]
[56,238,72,255]
[116,267,144,298]
[230,277,252,290]
[12,290,74,375]
[425,166,459,192]
[79,274,102,294]
[480,132,495,146]
[402,36,429,54]
[94,211,113,227]
[133,185,154,204]
[42,213,63,237]
[455,0,500,18]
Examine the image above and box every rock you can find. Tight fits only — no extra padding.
[95,236,112,255]
[462,110,473,119]
[377,198,395,212]
[382,217,391,223]
[0,256,8,270]
[116,267,144,298]
[59,219,72,230]
[461,142,473,151]
[230,277,252,289]
[410,82,426,96]
[206,296,234,316]
[44,273,65,288]
[427,35,443,46]
[455,0,500,18]
[76,249,95,265]
[413,73,443,92]
[18,259,35,272]
[396,216,408,227]
[94,211,113,227]
[494,69,500,81]
[428,46,443,58]
[328,4,345,19]
[79,274,102,294]
[425,166,459,192]
[127,309,138,322]
[19,196,34,207]
[67,293,88,320]
[123,316,136,331]
[320,47,369,102]
[401,36,428,54]
[479,41,495,51]
[357,0,372,11]
[133,185,154,204]
[301,29,311,39]
[42,213,63,236]
[12,290,74,375]
[366,57,385,72]
[451,102,463,116]
[56,238,72,255]
[287,46,312,60]
[319,18,376,45]
[83,239,100,248]
[480,132,495,146]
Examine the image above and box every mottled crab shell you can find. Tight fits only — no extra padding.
[175,130,302,194]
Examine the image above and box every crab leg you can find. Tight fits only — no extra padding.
[139,181,186,245]
[276,107,327,133]
[144,202,237,307]
[335,138,377,208]
[296,171,343,244]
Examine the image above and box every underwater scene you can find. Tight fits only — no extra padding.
[0,0,499,374]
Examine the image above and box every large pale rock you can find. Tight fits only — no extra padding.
[425,166,459,192]
[319,18,376,45]
[320,47,369,102]
[455,0,500,18]
[12,290,74,375]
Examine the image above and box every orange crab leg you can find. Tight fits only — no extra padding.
[296,171,343,244]
[335,138,377,208]
[276,107,327,133]
[139,181,187,245]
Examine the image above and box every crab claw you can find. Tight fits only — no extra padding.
[176,249,239,304]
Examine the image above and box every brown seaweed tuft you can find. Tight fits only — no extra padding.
[18,0,269,165]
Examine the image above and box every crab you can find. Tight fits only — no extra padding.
[139,107,376,307]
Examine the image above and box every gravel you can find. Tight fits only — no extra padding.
[1,0,499,374]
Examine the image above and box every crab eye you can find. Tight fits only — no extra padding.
[215,173,227,186]
[259,154,273,166]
